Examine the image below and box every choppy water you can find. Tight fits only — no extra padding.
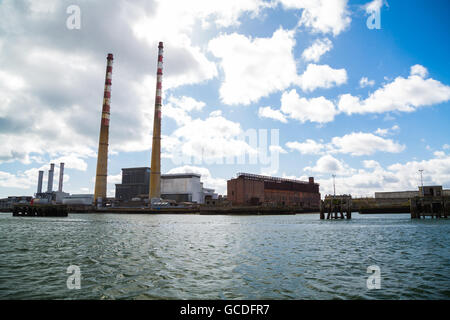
[0,212,449,300]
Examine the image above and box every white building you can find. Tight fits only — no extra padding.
[62,194,94,205]
[161,173,215,204]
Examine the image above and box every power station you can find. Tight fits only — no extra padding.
[34,163,68,204]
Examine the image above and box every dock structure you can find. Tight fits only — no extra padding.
[410,186,449,219]
[320,195,352,220]
[410,197,449,219]
[12,204,68,217]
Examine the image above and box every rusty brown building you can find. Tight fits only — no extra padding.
[227,173,320,208]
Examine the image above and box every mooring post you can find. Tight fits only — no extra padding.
[320,200,325,219]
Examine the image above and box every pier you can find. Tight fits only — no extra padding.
[12,204,68,217]
[410,196,449,219]
[320,195,352,220]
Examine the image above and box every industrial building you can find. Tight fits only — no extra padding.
[227,173,320,208]
[34,163,69,204]
[375,186,450,199]
[0,196,32,211]
[115,167,217,204]
[115,167,151,201]
[62,194,94,205]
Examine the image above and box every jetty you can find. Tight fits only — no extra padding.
[320,195,352,219]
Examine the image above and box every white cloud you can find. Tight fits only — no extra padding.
[287,131,404,156]
[50,154,88,171]
[168,95,206,112]
[0,162,73,191]
[308,151,450,197]
[410,64,428,78]
[362,159,381,169]
[304,154,353,175]
[209,110,222,117]
[301,38,332,62]
[374,124,400,137]
[0,170,36,189]
[208,28,298,105]
[286,139,325,155]
[269,145,288,154]
[434,151,446,158]
[108,173,123,184]
[297,64,347,92]
[164,114,256,163]
[258,106,288,123]
[364,0,384,13]
[163,95,206,126]
[1,0,274,165]
[374,128,389,137]
[359,76,375,88]
[338,65,450,115]
[280,89,338,123]
[330,132,405,156]
[278,0,351,36]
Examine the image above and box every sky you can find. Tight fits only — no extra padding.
[0,0,449,198]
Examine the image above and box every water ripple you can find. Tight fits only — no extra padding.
[0,213,449,299]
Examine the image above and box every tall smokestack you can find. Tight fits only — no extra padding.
[37,170,43,194]
[47,163,55,193]
[58,163,65,192]
[149,42,164,202]
[94,53,114,204]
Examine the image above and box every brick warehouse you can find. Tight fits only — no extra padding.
[227,173,320,208]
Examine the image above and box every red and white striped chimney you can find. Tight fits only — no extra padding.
[155,42,163,119]
[149,42,164,200]
[102,53,113,126]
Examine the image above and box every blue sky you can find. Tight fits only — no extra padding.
[0,0,449,198]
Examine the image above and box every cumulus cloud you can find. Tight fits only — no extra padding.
[330,132,405,156]
[108,173,123,184]
[286,131,405,156]
[286,139,325,155]
[258,106,288,123]
[410,64,428,78]
[208,28,298,105]
[304,154,353,175]
[280,89,338,123]
[209,110,222,117]
[301,38,333,62]
[359,76,375,88]
[338,65,450,115]
[374,124,399,137]
[269,145,288,154]
[163,95,206,126]
[0,0,271,165]
[278,0,351,36]
[364,0,385,13]
[308,151,450,197]
[164,114,257,164]
[0,162,75,191]
[297,64,347,92]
